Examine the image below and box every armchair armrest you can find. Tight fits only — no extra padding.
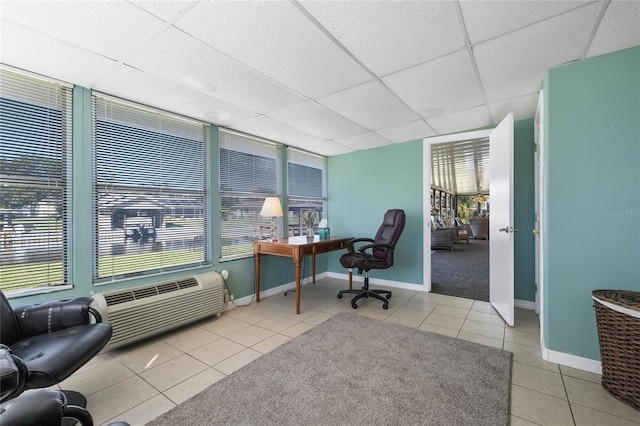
[13,297,102,339]
[345,238,374,253]
[356,243,394,256]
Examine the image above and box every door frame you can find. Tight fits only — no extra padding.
[423,129,493,292]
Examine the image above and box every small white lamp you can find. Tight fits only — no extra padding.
[260,197,283,241]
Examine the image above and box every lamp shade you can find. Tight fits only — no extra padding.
[260,197,283,217]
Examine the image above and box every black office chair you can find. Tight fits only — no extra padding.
[0,290,112,408]
[337,209,406,309]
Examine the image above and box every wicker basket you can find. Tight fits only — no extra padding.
[592,290,640,410]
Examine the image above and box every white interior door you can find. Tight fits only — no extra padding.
[489,113,515,326]
[534,91,545,345]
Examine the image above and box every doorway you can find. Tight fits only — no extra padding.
[428,136,491,301]
[424,114,515,325]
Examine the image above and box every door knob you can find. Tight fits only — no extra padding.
[499,226,520,233]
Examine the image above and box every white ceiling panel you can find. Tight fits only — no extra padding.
[427,106,491,135]
[587,1,640,58]
[300,0,465,76]
[383,50,484,115]
[489,93,540,124]
[0,0,635,157]
[460,0,592,45]
[230,116,327,150]
[127,27,305,115]
[267,101,366,140]
[130,0,198,22]
[93,65,258,126]
[0,19,120,88]
[1,1,166,61]
[318,81,420,130]
[334,132,391,151]
[475,2,603,103]
[300,140,354,157]
[174,1,371,99]
[376,120,436,144]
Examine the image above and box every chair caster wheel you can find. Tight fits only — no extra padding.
[383,303,389,310]
[386,294,392,299]
[337,293,343,299]
[351,302,358,309]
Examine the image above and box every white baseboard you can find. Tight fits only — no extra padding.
[325,271,428,292]
[515,299,536,310]
[542,342,602,375]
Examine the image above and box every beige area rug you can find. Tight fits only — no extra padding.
[147,312,512,425]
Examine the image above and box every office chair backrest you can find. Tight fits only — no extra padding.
[0,292,19,346]
[371,209,406,265]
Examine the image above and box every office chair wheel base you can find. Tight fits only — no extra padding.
[351,302,358,309]
[337,293,343,299]
[382,303,389,310]
[386,294,392,299]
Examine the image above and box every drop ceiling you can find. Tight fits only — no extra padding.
[1,1,638,158]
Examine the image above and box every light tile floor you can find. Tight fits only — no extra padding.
[51,278,639,425]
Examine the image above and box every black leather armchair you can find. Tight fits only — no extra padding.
[0,345,128,426]
[337,209,406,309]
[0,290,112,405]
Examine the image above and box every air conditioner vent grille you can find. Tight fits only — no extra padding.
[104,277,200,306]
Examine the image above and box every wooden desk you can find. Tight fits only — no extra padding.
[254,236,352,314]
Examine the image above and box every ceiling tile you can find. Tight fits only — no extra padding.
[460,0,592,44]
[489,93,540,123]
[587,1,640,58]
[334,132,391,151]
[1,1,166,61]
[130,0,198,22]
[93,65,258,126]
[0,19,120,88]
[383,50,484,115]
[318,81,420,130]
[376,120,436,144]
[126,27,305,115]
[475,2,603,103]
[267,101,366,140]
[427,106,492,135]
[300,0,465,75]
[230,117,326,149]
[301,140,354,157]
[174,1,371,98]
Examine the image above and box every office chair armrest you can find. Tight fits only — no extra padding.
[356,242,394,256]
[345,238,374,253]
[13,297,101,338]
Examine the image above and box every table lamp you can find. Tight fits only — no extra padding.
[260,197,283,241]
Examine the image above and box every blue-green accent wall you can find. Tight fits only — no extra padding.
[326,141,425,284]
[543,46,640,360]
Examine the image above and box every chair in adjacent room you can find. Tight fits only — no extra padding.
[0,290,113,409]
[337,209,406,310]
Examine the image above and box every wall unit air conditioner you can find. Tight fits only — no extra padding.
[92,271,224,352]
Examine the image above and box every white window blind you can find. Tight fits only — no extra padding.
[219,129,280,260]
[287,148,326,236]
[93,95,208,281]
[0,68,72,293]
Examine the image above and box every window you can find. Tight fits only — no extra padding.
[0,68,72,293]
[92,95,208,282]
[287,148,326,236]
[219,130,280,260]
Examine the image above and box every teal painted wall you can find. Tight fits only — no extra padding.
[327,141,424,284]
[514,118,536,301]
[543,46,640,360]
[326,120,537,303]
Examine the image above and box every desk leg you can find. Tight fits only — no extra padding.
[254,253,261,303]
[294,260,301,314]
[312,254,316,284]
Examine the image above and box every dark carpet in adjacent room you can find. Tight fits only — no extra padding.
[431,239,490,302]
[147,312,512,426]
